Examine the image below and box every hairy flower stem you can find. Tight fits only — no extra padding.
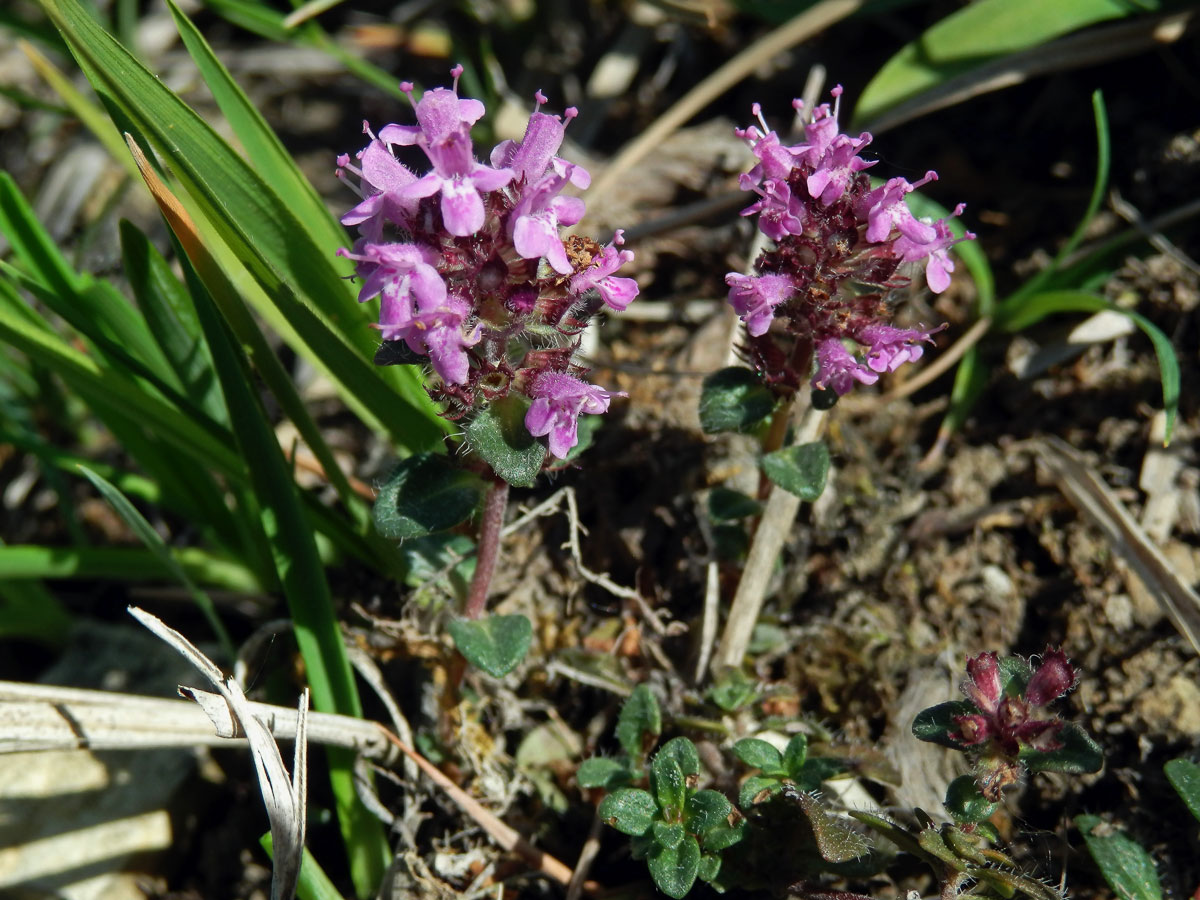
[465,478,509,619]
[712,399,826,673]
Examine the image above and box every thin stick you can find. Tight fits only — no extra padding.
[712,406,827,672]
[589,0,865,202]
[377,726,595,890]
[465,479,509,619]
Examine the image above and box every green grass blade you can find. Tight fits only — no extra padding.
[0,544,262,591]
[39,0,444,449]
[77,465,236,660]
[1003,91,1111,307]
[262,833,349,900]
[165,0,346,252]
[855,0,1154,124]
[120,220,228,424]
[168,221,369,527]
[188,243,389,896]
[0,174,185,396]
[0,572,71,645]
[996,290,1179,441]
[0,307,244,474]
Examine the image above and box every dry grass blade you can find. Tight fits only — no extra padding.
[129,606,308,900]
[1035,437,1200,657]
[712,404,827,672]
[0,681,394,758]
[589,0,865,201]
[861,10,1197,136]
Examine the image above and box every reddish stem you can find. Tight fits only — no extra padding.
[464,478,509,619]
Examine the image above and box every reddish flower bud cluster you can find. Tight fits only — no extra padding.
[952,647,1079,798]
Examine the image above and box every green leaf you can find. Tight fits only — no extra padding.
[0,544,259,592]
[372,454,485,540]
[261,833,347,900]
[165,0,344,252]
[39,0,444,450]
[698,367,776,434]
[577,757,633,791]
[855,0,1153,124]
[653,820,685,850]
[617,684,662,762]
[731,738,784,774]
[1019,722,1104,774]
[77,466,234,661]
[647,833,701,899]
[651,754,688,814]
[466,395,545,488]
[707,487,762,522]
[657,737,702,777]
[788,788,870,863]
[943,774,998,825]
[0,575,70,645]
[685,789,734,837]
[1076,814,1162,900]
[782,734,809,776]
[187,248,389,893]
[697,853,721,884]
[1164,758,1200,823]
[447,614,532,678]
[599,788,657,837]
[912,700,976,748]
[761,441,830,501]
[739,775,783,809]
[707,668,758,712]
[119,220,225,424]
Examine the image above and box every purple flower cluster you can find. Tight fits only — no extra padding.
[727,87,972,397]
[337,68,636,459]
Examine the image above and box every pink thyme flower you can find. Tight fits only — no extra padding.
[725,84,971,398]
[491,90,590,190]
[892,206,973,293]
[857,324,946,373]
[739,175,805,241]
[399,291,480,386]
[813,338,879,395]
[725,272,793,337]
[338,66,638,477]
[337,241,445,314]
[510,167,586,275]
[377,66,513,236]
[569,230,639,311]
[525,372,624,459]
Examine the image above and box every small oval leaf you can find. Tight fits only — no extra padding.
[466,395,545,488]
[698,366,776,434]
[944,774,998,825]
[1076,814,1163,900]
[372,453,484,540]
[731,738,784,774]
[761,441,830,501]
[647,834,701,899]
[447,614,532,678]
[616,684,662,763]
[599,788,657,837]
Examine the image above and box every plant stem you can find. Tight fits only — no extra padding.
[712,400,826,673]
[464,478,509,619]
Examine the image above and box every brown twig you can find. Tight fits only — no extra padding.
[377,725,598,891]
